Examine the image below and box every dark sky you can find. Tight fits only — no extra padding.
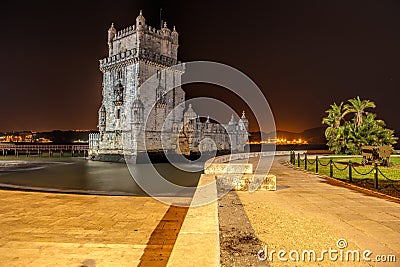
[1,0,399,132]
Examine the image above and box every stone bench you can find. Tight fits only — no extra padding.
[205,162,276,191]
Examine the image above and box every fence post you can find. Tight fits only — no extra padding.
[292,151,295,164]
[297,153,300,167]
[348,160,352,183]
[374,163,379,189]
[304,153,308,170]
[316,156,319,173]
[329,159,333,177]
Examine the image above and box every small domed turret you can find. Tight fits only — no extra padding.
[239,111,249,131]
[228,114,236,125]
[162,22,171,37]
[184,104,197,125]
[172,26,178,43]
[108,23,116,43]
[107,23,117,56]
[136,10,146,30]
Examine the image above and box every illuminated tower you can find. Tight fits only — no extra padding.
[90,10,184,161]
[88,10,249,162]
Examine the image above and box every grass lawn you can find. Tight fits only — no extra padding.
[294,155,400,181]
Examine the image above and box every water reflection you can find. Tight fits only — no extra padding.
[0,157,201,196]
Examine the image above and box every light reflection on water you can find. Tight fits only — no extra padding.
[0,157,201,196]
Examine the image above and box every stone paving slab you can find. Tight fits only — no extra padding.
[0,190,170,266]
[167,174,220,267]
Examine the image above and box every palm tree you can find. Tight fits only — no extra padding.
[322,102,348,142]
[322,97,397,155]
[322,102,349,154]
[322,102,346,128]
[344,96,376,129]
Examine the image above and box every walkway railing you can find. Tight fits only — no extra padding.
[0,144,89,157]
[289,151,400,196]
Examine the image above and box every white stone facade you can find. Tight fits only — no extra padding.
[89,11,249,162]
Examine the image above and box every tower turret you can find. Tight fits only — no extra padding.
[107,23,116,56]
[172,26,178,42]
[161,22,171,56]
[184,104,197,130]
[135,11,145,56]
[136,10,146,30]
[239,111,249,131]
[228,114,236,125]
[162,22,171,36]
[171,26,179,58]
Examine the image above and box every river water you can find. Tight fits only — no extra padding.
[0,157,201,196]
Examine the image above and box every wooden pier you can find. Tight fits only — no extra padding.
[0,144,89,158]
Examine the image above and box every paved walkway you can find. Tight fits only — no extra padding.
[237,155,400,266]
[0,190,173,266]
[0,177,219,267]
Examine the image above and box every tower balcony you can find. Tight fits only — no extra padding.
[99,48,179,71]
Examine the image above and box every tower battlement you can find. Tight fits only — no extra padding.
[106,11,179,60]
[112,24,176,42]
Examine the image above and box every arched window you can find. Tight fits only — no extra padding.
[114,82,124,106]
[117,69,123,80]
[117,109,121,119]
[99,106,106,126]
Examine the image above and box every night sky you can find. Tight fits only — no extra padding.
[1,0,399,133]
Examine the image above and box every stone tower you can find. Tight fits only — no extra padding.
[90,11,185,161]
[89,11,249,162]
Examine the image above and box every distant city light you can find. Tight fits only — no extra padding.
[248,137,308,145]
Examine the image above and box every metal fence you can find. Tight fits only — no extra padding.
[289,151,400,194]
